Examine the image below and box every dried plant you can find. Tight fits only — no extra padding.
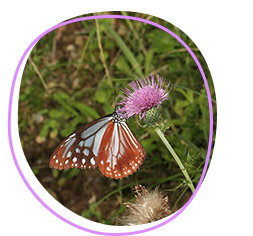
[119,185,171,225]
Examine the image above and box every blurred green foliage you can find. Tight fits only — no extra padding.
[18,12,216,225]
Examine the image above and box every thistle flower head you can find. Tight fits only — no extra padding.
[119,185,171,225]
[117,75,171,120]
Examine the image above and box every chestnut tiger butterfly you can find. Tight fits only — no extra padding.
[49,108,146,179]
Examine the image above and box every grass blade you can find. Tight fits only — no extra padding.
[103,23,143,77]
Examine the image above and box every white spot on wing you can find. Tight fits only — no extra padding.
[65,138,70,143]
[73,157,77,163]
[90,157,96,165]
[84,135,94,147]
[83,148,89,156]
[79,141,84,147]
[67,151,72,158]
[75,148,80,153]
[69,133,76,138]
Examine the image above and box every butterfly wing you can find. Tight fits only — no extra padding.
[98,121,146,179]
[49,115,113,170]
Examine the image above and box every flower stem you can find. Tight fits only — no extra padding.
[155,127,195,193]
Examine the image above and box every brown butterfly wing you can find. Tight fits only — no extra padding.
[98,121,146,179]
[49,116,113,170]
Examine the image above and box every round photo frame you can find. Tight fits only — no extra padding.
[8,14,214,235]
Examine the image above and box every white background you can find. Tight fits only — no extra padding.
[1,1,253,235]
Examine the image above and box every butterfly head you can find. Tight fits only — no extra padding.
[113,106,126,123]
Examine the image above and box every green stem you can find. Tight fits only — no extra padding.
[155,127,195,193]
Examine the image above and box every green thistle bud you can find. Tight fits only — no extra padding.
[144,107,161,126]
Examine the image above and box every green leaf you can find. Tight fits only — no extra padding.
[95,89,108,104]
[32,167,40,175]
[175,88,194,104]
[94,80,113,104]
[53,92,78,116]
[73,103,100,119]
[102,102,114,114]
[141,138,157,153]
[37,108,49,115]
[53,92,70,101]
[39,122,50,137]
[151,30,175,53]
[61,127,74,137]
[48,119,59,129]
[198,94,209,143]
[49,109,65,119]
[52,169,59,178]
[82,202,101,220]
[103,23,143,77]
[63,169,81,179]
[115,56,136,77]
[77,26,96,71]
[39,118,59,138]
[144,48,154,74]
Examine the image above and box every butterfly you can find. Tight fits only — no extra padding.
[49,108,146,179]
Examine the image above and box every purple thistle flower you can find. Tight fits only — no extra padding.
[117,75,171,120]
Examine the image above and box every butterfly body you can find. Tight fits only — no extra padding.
[49,110,145,179]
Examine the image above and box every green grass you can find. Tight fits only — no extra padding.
[18,11,216,225]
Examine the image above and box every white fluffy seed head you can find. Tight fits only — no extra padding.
[119,185,171,225]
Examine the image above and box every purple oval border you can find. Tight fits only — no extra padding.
[8,15,213,235]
